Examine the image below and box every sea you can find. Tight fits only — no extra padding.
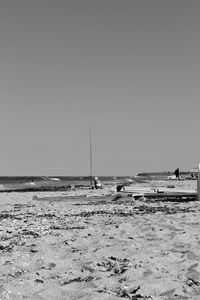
[0,172,194,192]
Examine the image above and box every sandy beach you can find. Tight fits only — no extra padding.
[0,180,200,299]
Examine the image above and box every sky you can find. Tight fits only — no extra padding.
[0,0,200,176]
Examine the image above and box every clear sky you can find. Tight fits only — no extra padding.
[0,0,200,175]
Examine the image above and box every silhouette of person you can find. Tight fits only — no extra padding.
[175,168,180,180]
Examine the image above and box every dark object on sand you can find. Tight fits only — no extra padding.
[116,184,125,192]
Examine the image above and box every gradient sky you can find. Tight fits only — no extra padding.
[0,0,200,175]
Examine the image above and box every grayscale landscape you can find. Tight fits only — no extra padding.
[1,0,200,299]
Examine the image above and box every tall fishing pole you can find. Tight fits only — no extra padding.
[89,122,93,187]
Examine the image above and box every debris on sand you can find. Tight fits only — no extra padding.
[0,179,199,299]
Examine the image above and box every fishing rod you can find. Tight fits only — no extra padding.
[89,122,93,187]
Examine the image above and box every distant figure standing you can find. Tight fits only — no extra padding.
[175,168,180,180]
[94,176,102,189]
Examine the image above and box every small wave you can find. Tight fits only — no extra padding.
[50,178,60,181]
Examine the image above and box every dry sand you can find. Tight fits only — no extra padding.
[0,181,200,299]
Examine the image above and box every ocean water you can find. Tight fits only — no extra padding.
[0,176,133,192]
[0,174,196,192]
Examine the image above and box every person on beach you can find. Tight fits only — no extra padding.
[175,168,180,180]
[94,177,102,189]
[116,184,125,192]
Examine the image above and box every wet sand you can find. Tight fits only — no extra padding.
[0,181,200,299]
